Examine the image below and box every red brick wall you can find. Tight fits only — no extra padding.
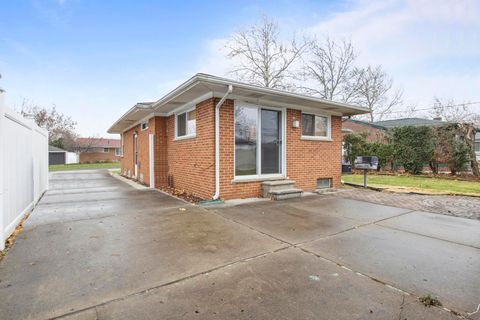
[120,99,216,198]
[287,109,342,190]
[79,148,120,163]
[120,117,155,185]
[219,99,263,199]
[121,127,134,177]
[163,98,216,199]
[120,97,343,200]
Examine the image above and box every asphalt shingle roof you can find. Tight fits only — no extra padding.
[49,145,66,152]
[372,118,449,129]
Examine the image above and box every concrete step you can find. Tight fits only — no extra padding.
[269,188,304,200]
[316,188,339,194]
[262,180,296,197]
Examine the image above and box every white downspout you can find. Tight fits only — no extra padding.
[213,85,233,200]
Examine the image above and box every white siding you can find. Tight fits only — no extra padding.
[65,152,79,164]
[0,99,48,250]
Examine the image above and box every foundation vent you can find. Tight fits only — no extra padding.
[317,178,332,189]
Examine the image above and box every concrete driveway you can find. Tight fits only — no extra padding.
[0,170,478,320]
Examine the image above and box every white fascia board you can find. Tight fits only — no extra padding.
[194,74,369,114]
[166,92,217,116]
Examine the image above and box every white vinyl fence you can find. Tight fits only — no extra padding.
[0,91,48,250]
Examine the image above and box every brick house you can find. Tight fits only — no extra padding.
[75,138,122,163]
[342,119,387,142]
[108,74,368,200]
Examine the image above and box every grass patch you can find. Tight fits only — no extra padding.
[420,295,442,307]
[49,162,120,172]
[342,174,480,196]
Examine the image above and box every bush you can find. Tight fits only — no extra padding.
[391,126,435,174]
[449,139,470,174]
[431,125,470,174]
[343,134,394,169]
[343,133,368,166]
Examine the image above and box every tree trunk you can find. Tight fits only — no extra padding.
[461,123,479,176]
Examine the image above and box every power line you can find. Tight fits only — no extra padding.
[385,100,480,114]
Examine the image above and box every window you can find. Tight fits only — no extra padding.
[176,108,196,138]
[235,106,258,176]
[301,113,330,139]
[103,148,109,153]
[317,178,332,189]
[141,121,149,131]
[475,141,480,153]
[115,148,122,156]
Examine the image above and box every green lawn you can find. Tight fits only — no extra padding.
[49,162,120,172]
[342,174,480,196]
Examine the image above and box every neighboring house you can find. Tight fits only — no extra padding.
[108,73,368,200]
[48,146,79,165]
[342,119,387,142]
[75,138,121,163]
[343,117,479,172]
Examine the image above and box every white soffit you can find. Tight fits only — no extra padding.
[108,73,369,133]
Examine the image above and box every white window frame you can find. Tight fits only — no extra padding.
[115,148,122,156]
[233,101,286,181]
[141,121,149,131]
[301,112,332,141]
[103,147,109,153]
[475,141,480,153]
[174,107,196,140]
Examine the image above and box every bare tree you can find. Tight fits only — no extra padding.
[430,97,480,176]
[353,65,403,122]
[21,99,77,150]
[396,104,418,118]
[70,136,99,154]
[225,16,309,90]
[300,38,358,102]
[431,97,480,125]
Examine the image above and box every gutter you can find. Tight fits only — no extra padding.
[213,84,233,200]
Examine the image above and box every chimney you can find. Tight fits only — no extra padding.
[433,117,442,121]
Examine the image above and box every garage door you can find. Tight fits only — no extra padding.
[49,152,66,165]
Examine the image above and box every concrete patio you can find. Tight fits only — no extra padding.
[0,170,478,319]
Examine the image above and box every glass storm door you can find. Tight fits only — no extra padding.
[261,109,281,174]
[235,105,283,177]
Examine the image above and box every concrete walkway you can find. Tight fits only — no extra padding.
[0,170,478,319]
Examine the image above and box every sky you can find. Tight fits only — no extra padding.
[1,0,479,138]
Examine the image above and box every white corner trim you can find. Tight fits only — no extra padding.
[149,134,155,189]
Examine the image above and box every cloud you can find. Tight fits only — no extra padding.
[199,0,480,109]
[195,38,232,78]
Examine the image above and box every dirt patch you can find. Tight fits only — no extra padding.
[1,212,30,260]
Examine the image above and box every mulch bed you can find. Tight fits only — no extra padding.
[159,186,205,204]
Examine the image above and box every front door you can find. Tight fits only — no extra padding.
[261,109,281,174]
[133,132,138,178]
